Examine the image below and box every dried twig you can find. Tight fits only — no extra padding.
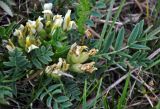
[144,94,154,107]
[92,18,123,26]
[148,48,160,60]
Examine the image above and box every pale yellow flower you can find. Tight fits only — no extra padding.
[25,36,39,52]
[36,16,44,32]
[53,15,63,29]
[13,24,24,38]
[45,58,73,78]
[63,10,71,31]
[25,36,32,48]
[80,62,97,73]
[5,39,15,51]
[63,10,77,31]
[26,20,36,35]
[42,3,53,20]
[68,21,77,30]
[51,15,63,35]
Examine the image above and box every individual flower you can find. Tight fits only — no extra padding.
[13,24,26,47]
[52,58,69,71]
[42,3,53,20]
[67,43,98,64]
[36,16,44,32]
[63,10,77,31]
[25,36,40,52]
[5,39,15,51]
[26,20,36,35]
[13,24,25,38]
[68,21,77,30]
[70,62,97,73]
[45,58,73,78]
[51,15,63,35]
[52,15,63,28]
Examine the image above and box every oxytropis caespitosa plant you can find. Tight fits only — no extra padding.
[5,3,98,79]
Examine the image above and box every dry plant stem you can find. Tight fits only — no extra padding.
[130,65,156,107]
[20,70,43,84]
[135,0,143,13]
[105,67,119,72]
[127,101,145,108]
[92,18,123,26]
[130,74,154,91]
[148,48,160,60]
[27,74,35,87]
[129,80,136,98]
[102,68,140,95]
[130,74,155,107]
[8,98,21,109]
[105,2,134,12]
[100,1,143,14]
[144,94,154,107]
[26,0,29,16]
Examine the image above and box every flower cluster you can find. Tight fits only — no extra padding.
[6,3,98,78]
[45,43,98,78]
[67,43,98,73]
[8,3,77,53]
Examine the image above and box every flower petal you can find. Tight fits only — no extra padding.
[44,3,53,10]
[27,44,39,53]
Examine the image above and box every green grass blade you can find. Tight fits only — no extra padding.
[82,80,87,109]
[145,58,160,70]
[147,26,160,38]
[117,73,130,109]
[87,78,103,108]
[93,78,103,108]
[103,96,110,109]
[156,100,160,109]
